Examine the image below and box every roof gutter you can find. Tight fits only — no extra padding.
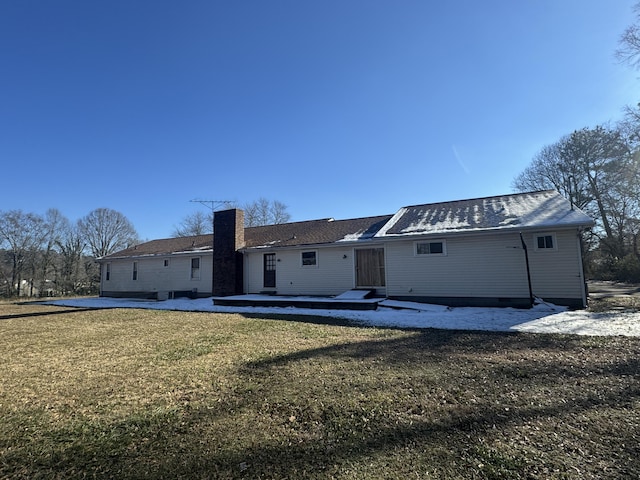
[372,222,595,242]
[97,249,213,262]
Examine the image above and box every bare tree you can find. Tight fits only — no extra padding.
[78,208,139,258]
[55,219,88,295]
[176,198,292,233]
[32,209,67,296]
[513,125,636,271]
[0,210,47,296]
[172,210,212,237]
[617,2,640,68]
[269,200,291,224]
[612,2,640,272]
[512,143,593,211]
[243,198,291,227]
[0,250,11,297]
[560,127,630,252]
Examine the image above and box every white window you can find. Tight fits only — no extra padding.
[415,240,446,256]
[301,250,318,267]
[535,234,556,251]
[191,257,201,280]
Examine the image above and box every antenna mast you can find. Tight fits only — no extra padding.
[190,199,234,212]
[189,198,234,234]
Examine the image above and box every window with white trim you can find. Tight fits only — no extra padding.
[132,262,138,281]
[105,263,111,281]
[301,250,318,267]
[535,234,556,250]
[415,240,446,256]
[191,257,201,279]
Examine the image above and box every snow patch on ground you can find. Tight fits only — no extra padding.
[42,296,640,337]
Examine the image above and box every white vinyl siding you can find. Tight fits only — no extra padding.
[245,246,369,296]
[245,230,583,301]
[102,254,212,294]
[385,230,583,300]
[527,230,583,299]
[102,229,584,305]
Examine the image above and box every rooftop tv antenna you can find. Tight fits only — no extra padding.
[189,198,235,235]
[189,199,234,212]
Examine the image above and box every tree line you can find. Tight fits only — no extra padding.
[0,199,291,298]
[513,3,640,282]
[0,208,138,298]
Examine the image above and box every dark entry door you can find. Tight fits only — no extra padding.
[263,253,276,288]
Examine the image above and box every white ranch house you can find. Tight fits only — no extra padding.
[98,190,594,308]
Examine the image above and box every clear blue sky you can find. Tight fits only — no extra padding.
[1,1,637,241]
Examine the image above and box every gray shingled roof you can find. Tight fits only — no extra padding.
[244,215,392,249]
[100,235,213,259]
[376,190,593,237]
[100,191,593,260]
[100,215,392,260]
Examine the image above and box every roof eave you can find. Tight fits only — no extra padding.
[375,221,594,240]
[242,237,382,251]
[98,249,213,261]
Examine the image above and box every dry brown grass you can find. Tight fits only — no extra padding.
[588,295,640,312]
[1,302,639,479]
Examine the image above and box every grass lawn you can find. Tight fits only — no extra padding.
[1,302,639,479]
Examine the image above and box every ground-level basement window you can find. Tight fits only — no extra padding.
[191,257,201,280]
[535,234,556,250]
[415,240,446,256]
[301,251,317,267]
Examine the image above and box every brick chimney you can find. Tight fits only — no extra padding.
[213,208,245,296]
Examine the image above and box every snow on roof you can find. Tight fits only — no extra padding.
[99,234,213,260]
[101,191,593,260]
[376,190,593,237]
[338,225,384,242]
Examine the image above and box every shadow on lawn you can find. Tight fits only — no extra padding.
[202,389,640,479]
[185,340,636,477]
[186,331,639,478]
[239,329,640,400]
[0,307,102,321]
[7,313,639,479]
[241,325,586,370]
[241,311,365,328]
